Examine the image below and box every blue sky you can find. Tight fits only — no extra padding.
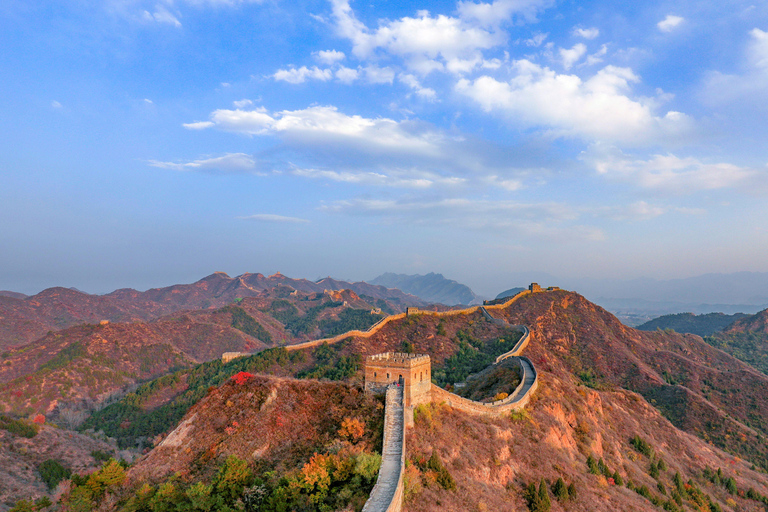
[1,0,767,296]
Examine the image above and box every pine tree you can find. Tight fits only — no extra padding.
[612,471,624,486]
[567,482,577,500]
[552,478,568,501]
[586,455,599,474]
[538,479,552,511]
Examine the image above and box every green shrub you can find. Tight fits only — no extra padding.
[38,459,71,489]
[0,414,38,438]
[630,435,654,457]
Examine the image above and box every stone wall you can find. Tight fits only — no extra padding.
[221,352,250,364]
[362,385,405,512]
[429,355,538,415]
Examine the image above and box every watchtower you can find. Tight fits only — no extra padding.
[529,282,542,293]
[364,353,431,407]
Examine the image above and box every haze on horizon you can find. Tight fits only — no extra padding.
[1,0,767,297]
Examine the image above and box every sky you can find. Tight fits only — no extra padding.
[1,0,768,297]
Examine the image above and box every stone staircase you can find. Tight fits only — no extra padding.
[362,385,405,512]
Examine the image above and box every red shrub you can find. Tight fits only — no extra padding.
[33,414,45,424]
[231,372,255,385]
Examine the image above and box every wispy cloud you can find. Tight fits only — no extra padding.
[142,6,182,27]
[573,27,599,39]
[322,196,604,241]
[657,15,684,33]
[584,144,755,192]
[148,153,258,173]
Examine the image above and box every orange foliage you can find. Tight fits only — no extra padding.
[338,417,365,441]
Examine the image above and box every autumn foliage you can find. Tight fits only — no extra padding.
[231,371,255,385]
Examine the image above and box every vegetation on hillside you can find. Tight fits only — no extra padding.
[224,305,273,343]
[431,329,522,388]
[636,312,747,337]
[704,331,768,376]
[80,348,306,449]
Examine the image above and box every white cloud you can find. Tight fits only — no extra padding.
[314,49,346,65]
[335,66,360,84]
[292,167,460,188]
[573,27,599,39]
[182,121,216,130]
[238,214,309,223]
[330,0,510,74]
[399,74,438,101]
[143,98,154,104]
[701,29,768,110]
[187,105,444,155]
[750,28,768,69]
[598,201,666,221]
[456,60,693,144]
[233,99,254,108]
[51,100,63,109]
[148,153,257,173]
[657,15,684,33]
[483,175,523,191]
[322,197,604,241]
[585,44,608,66]
[584,145,755,192]
[559,43,586,70]
[183,104,537,188]
[363,65,396,84]
[273,66,333,84]
[142,7,181,27]
[525,32,548,47]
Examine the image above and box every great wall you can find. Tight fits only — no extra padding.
[222,284,548,512]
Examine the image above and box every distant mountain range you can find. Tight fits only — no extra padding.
[0,272,427,349]
[369,272,483,305]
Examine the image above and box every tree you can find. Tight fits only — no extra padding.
[538,479,551,511]
[552,478,568,501]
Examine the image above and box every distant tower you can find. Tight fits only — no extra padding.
[364,353,431,407]
[529,283,542,293]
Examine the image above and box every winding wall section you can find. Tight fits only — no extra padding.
[362,384,405,512]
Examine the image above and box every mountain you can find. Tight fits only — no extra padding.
[495,287,526,300]
[370,272,482,305]
[0,272,426,350]
[0,288,392,424]
[40,288,768,512]
[701,307,768,379]
[635,312,748,336]
[0,291,27,300]
[724,307,768,334]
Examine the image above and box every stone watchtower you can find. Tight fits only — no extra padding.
[364,353,431,407]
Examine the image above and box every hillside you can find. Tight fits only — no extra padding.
[0,272,426,350]
[78,309,521,451]
[1,418,123,509]
[492,291,768,471]
[636,312,747,337]
[8,288,768,511]
[0,288,387,422]
[699,307,768,378]
[370,272,481,305]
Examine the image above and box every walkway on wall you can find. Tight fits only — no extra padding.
[508,357,536,405]
[362,385,405,512]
